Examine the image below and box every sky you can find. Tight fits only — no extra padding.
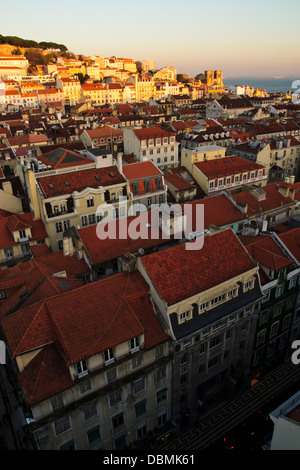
[1,0,300,78]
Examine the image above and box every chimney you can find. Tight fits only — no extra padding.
[117,153,123,174]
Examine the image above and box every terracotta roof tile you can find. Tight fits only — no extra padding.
[37,165,125,198]
[140,228,256,306]
[18,343,73,406]
[122,160,162,180]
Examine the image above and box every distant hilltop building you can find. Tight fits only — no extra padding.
[143,59,156,72]
[196,70,223,87]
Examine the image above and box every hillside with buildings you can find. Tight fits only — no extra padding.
[0,43,300,452]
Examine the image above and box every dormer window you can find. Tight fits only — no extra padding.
[76,359,88,377]
[19,229,27,240]
[130,336,140,352]
[104,347,114,364]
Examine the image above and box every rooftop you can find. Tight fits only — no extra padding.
[140,228,256,306]
[37,165,126,198]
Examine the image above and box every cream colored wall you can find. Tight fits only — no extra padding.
[0,187,23,213]
[29,337,172,450]
[182,147,226,173]
[40,184,127,252]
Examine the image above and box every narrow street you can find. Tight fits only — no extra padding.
[161,359,300,450]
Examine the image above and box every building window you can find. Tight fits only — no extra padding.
[76,359,88,377]
[130,336,140,352]
[108,390,122,407]
[50,394,63,411]
[81,215,88,227]
[270,321,279,338]
[289,277,297,289]
[275,285,283,298]
[114,435,127,450]
[136,420,147,440]
[63,220,70,231]
[155,344,164,359]
[79,379,92,394]
[179,310,191,323]
[157,408,167,427]
[209,335,222,349]
[54,416,71,435]
[208,355,221,369]
[87,426,101,445]
[104,347,114,364]
[112,412,124,430]
[83,401,98,421]
[55,222,63,233]
[132,182,139,196]
[133,377,146,394]
[19,229,27,240]
[131,355,142,369]
[144,180,150,193]
[154,365,167,383]
[156,388,167,404]
[135,399,147,417]
[199,302,209,312]
[257,329,266,346]
[88,214,96,225]
[244,280,253,291]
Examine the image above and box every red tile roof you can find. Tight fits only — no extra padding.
[1,271,162,366]
[37,165,126,198]
[0,213,48,249]
[79,210,170,265]
[140,228,256,306]
[194,155,265,179]
[37,147,92,169]
[232,183,295,218]
[133,126,175,142]
[278,227,300,263]
[244,236,294,271]
[184,195,245,231]
[5,271,167,406]
[164,173,195,191]
[18,343,73,406]
[122,160,162,180]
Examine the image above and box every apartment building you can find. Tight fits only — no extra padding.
[123,126,179,170]
[122,160,167,212]
[80,125,123,152]
[181,145,227,173]
[0,271,172,450]
[19,150,128,252]
[239,231,300,375]
[0,212,49,269]
[56,77,82,106]
[137,228,264,431]
[233,136,300,180]
[186,155,267,195]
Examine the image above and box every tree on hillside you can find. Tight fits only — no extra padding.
[135,61,143,73]
[12,48,22,55]
[25,49,46,65]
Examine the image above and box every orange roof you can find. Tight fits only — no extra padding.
[232,183,295,218]
[133,126,175,141]
[279,227,300,263]
[140,228,256,306]
[0,213,47,250]
[245,236,294,272]
[4,270,167,406]
[122,160,162,180]
[194,155,265,179]
[37,165,125,197]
